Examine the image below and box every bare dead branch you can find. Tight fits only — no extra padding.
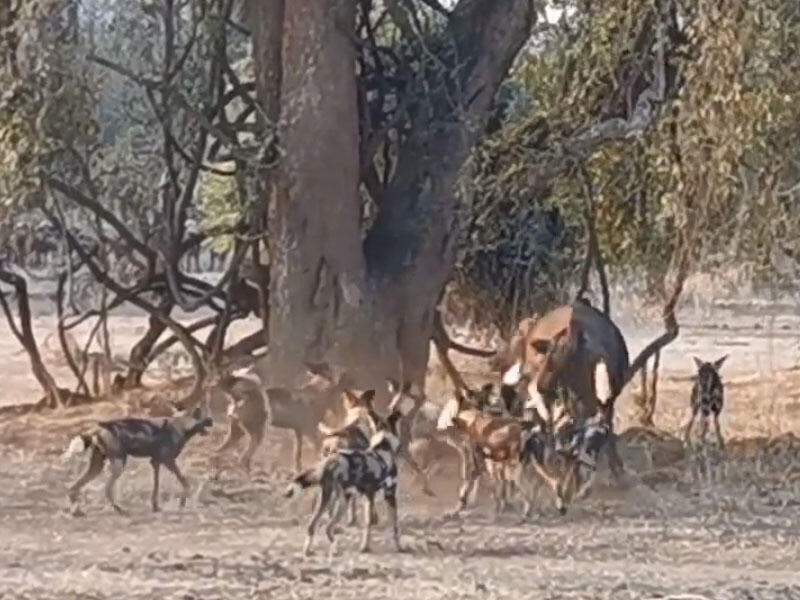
[47,178,155,260]
[57,224,208,401]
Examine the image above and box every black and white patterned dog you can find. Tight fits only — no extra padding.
[552,401,611,504]
[285,392,414,556]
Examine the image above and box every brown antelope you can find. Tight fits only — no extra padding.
[496,301,628,478]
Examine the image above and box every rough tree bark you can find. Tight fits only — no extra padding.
[252,0,536,398]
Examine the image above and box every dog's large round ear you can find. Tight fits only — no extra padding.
[692,356,704,370]
[342,389,359,408]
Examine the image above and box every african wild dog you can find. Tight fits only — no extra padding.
[436,384,552,518]
[284,392,415,556]
[217,362,351,473]
[64,405,213,516]
[318,388,381,527]
[548,397,611,509]
[318,388,378,457]
[683,355,728,449]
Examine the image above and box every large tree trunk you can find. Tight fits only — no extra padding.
[252,0,536,398]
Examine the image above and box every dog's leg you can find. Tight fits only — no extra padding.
[164,460,190,508]
[105,458,126,515]
[293,429,303,473]
[487,462,503,517]
[150,459,161,512]
[573,467,597,502]
[559,460,580,506]
[211,420,245,479]
[713,412,724,450]
[698,415,710,446]
[513,464,534,519]
[385,489,403,552]
[399,442,434,497]
[215,419,245,456]
[239,426,264,474]
[683,408,698,447]
[397,432,436,496]
[607,432,625,481]
[449,465,478,518]
[68,447,105,516]
[304,482,333,557]
[346,493,357,527]
[528,460,566,515]
[325,490,348,557]
[358,493,375,553]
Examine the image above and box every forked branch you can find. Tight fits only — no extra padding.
[624,248,690,386]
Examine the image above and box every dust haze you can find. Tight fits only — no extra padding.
[2,283,800,599]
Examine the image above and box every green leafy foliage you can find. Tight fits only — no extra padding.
[452,0,800,328]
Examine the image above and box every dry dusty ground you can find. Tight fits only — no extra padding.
[2,303,800,599]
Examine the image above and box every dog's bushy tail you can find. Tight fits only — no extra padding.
[284,462,327,498]
[62,434,93,460]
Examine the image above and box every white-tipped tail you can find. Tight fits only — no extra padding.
[284,481,303,498]
[502,361,523,386]
[524,381,549,421]
[594,360,612,405]
[436,398,460,431]
[63,435,87,460]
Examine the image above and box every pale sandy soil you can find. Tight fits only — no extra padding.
[1,299,800,599]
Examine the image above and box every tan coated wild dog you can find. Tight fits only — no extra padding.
[436,385,559,518]
[284,391,415,556]
[216,363,351,473]
[64,405,212,516]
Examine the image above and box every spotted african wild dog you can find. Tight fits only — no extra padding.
[317,388,381,527]
[549,397,611,508]
[284,391,415,556]
[683,355,728,449]
[64,406,213,516]
[436,384,561,518]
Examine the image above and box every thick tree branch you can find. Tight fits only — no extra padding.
[624,248,689,386]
